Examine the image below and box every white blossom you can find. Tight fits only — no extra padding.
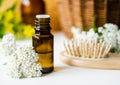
[104,23,118,32]
[0,33,42,78]
[87,28,99,40]
[98,27,104,33]
[71,26,81,38]
[1,33,16,57]
[71,26,81,34]
[101,23,118,48]
[117,30,120,49]
[72,28,98,41]
[72,23,120,53]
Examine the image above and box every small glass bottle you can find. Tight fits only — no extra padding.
[32,15,54,74]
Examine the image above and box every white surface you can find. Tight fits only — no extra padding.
[0,32,120,85]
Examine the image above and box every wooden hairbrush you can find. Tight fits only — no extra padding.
[59,39,120,70]
[64,39,112,59]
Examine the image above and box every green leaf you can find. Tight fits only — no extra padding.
[0,0,3,6]
[0,25,5,38]
[92,14,97,32]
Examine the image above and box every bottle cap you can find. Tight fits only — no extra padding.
[36,15,50,19]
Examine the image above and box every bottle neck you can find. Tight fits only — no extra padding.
[35,26,51,35]
[35,20,51,35]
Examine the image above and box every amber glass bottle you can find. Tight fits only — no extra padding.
[21,0,45,26]
[32,15,54,74]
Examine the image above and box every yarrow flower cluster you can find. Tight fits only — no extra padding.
[72,23,120,53]
[0,33,42,78]
[98,24,118,49]
[1,33,16,56]
[72,27,99,41]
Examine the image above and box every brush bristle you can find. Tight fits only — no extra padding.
[64,39,112,59]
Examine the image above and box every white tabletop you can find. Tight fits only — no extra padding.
[0,32,120,85]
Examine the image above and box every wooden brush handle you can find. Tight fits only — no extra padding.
[60,51,120,70]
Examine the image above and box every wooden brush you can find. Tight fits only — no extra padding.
[64,39,112,59]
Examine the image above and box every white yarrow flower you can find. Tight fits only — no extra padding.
[98,27,104,33]
[102,23,118,48]
[117,30,120,49]
[87,28,99,40]
[72,23,120,53]
[71,26,81,34]
[104,23,118,32]
[1,33,16,57]
[0,33,42,78]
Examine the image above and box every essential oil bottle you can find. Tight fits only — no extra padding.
[32,15,54,73]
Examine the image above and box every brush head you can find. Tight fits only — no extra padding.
[64,39,112,59]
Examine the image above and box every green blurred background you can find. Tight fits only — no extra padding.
[0,0,60,39]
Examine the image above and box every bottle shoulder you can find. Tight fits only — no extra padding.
[33,33,53,39]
